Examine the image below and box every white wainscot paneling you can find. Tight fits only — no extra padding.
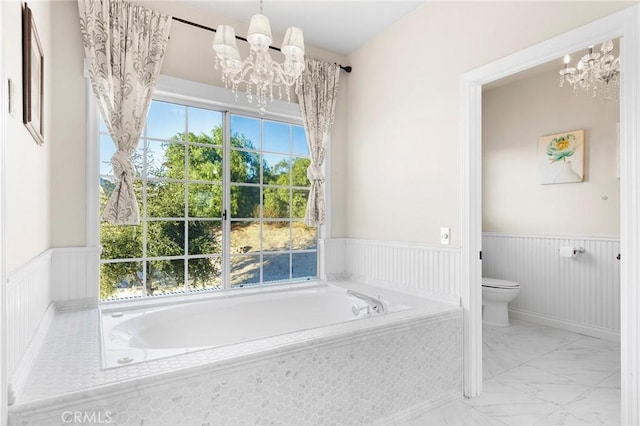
[7,246,100,403]
[51,247,101,310]
[325,238,462,305]
[7,251,53,403]
[482,233,620,340]
[321,238,346,281]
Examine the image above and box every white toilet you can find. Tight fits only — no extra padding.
[482,278,520,327]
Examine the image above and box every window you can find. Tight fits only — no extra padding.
[98,99,317,301]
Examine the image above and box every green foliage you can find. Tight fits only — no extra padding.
[100,123,310,299]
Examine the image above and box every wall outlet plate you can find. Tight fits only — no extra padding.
[440,227,450,245]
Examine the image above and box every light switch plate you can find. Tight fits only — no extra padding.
[7,78,16,117]
[440,227,450,245]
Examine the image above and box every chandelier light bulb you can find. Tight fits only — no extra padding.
[563,54,571,65]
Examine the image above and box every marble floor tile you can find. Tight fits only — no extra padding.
[596,370,620,390]
[416,320,620,426]
[490,364,591,405]
[405,400,507,426]
[482,334,563,365]
[486,320,584,346]
[527,337,620,386]
[464,378,561,425]
[535,387,621,426]
[481,322,583,366]
[483,348,520,380]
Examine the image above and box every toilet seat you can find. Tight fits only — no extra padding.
[482,278,519,289]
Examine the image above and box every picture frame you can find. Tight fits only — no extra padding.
[538,129,585,185]
[22,3,44,145]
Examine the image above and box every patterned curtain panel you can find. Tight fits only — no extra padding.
[78,0,172,225]
[298,58,341,227]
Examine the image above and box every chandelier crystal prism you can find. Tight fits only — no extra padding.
[559,40,620,103]
[212,0,305,114]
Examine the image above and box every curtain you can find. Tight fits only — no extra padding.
[78,0,171,225]
[298,58,341,227]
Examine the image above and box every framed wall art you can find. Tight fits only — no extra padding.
[538,129,584,184]
[23,2,44,145]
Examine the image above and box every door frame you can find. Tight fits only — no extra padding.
[460,5,639,424]
[0,0,8,422]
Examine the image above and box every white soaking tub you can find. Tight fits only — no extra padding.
[101,283,409,368]
[10,281,463,426]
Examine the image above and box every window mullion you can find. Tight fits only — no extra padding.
[184,108,190,293]
[142,131,148,298]
[223,111,231,290]
[259,119,264,285]
[289,125,294,282]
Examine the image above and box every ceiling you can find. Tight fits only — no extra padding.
[183,1,425,55]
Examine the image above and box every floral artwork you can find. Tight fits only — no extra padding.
[538,130,584,184]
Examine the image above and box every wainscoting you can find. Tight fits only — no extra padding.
[7,250,52,400]
[325,236,620,340]
[7,246,100,402]
[322,238,347,281]
[482,233,620,340]
[325,238,462,305]
[51,247,101,310]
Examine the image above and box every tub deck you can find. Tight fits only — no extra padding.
[9,281,463,425]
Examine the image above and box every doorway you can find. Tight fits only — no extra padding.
[477,48,621,424]
[460,5,639,424]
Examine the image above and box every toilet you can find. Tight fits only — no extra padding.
[482,278,520,327]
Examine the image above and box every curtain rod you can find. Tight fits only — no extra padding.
[172,16,352,73]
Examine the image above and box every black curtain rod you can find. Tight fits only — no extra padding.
[172,16,352,73]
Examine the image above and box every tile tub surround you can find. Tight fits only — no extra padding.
[9,281,463,425]
[409,319,621,425]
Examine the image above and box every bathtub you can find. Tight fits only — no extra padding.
[101,283,410,368]
[11,281,463,426]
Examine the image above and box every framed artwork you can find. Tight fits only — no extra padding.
[538,129,584,184]
[23,3,44,145]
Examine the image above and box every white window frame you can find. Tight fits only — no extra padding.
[86,74,326,300]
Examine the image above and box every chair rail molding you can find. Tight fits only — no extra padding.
[461,5,639,423]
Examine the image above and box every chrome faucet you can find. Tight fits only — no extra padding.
[347,290,387,315]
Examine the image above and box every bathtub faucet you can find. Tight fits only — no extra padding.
[347,290,387,315]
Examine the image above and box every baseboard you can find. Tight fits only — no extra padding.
[509,309,620,342]
[9,302,56,404]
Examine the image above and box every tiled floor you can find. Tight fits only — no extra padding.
[409,319,620,426]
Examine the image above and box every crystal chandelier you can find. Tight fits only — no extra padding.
[559,40,620,103]
[212,0,305,114]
